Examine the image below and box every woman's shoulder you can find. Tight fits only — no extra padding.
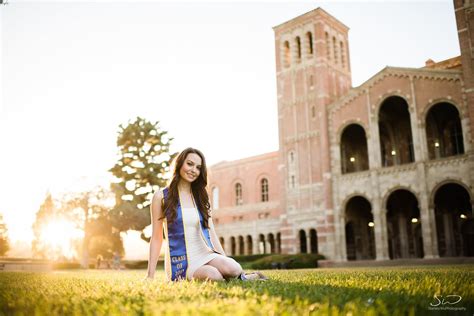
[153,188,167,201]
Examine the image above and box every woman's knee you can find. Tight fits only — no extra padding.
[193,265,224,281]
[221,258,243,278]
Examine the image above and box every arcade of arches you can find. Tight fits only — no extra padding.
[342,183,473,260]
[340,100,465,174]
[222,228,319,256]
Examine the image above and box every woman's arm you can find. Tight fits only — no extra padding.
[209,216,226,256]
[146,190,164,279]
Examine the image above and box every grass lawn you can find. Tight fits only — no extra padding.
[0,265,473,315]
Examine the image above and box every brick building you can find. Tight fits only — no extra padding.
[209,2,474,261]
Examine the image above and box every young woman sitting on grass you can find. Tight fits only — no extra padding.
[146,147,267,282]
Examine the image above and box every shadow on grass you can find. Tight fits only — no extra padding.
[214,274,474,315]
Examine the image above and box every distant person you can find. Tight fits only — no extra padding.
[96,255,103,269]
[146,147,266,282]
[113,251,121,270]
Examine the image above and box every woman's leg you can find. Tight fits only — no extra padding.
[207,256,243,279]
[192,264,225,281]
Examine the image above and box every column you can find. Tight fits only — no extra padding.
[398,215,409,258]
[252,235,259,255]
[306,230,311,254]
[419,185,439,258]
[372,197,390,260]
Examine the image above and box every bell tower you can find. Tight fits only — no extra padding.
[273,8,352,255]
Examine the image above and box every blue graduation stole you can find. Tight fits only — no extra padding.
[163,188,217,281]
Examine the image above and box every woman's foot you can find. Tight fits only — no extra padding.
[240,271,268,281]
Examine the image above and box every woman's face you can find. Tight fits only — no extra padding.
[179,153,202,183]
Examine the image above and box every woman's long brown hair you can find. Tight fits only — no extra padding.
[161,147,211,228]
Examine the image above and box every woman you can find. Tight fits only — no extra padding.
[146,147,265,281]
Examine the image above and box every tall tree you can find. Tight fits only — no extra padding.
[0,213,10,257]
[32,193,56,259]
[87,204,124,260]
[109,117,176,242]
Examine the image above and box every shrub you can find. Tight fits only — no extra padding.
[52,262,82,270]
[229,254,271,263]
[250,254,325,270]
[123,260,164,270]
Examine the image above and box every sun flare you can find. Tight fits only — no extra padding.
[39,219,83,260]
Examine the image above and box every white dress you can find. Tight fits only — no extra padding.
[164,206,220,280]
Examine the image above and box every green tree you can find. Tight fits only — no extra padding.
[0,213,10,257]
[109,117,176,242]
[32,193,56,259]
[87,204,124,261]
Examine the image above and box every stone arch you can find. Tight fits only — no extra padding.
[299,229,307,253]
[342,192,373,210]
[230,236,236,256]
[339,123,369,174]
[385,189,424,259]
[374,93,412,118]
[238,235,244,255]
[433,182,473,257]
[336,120,369,141]
[421,98,464,121]
[219,237,225,250]
[344,196,375,260]
[377,95,415,167]
[429,179,473,208]
[425,102,464,159]
[309,229,318,253]
[382,186,420,211]
[246,235,253,255]
[267,233,275,253]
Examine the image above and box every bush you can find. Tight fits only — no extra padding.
[229,254,271,263]
[250,254,325,270]
[123,260,164,270]
[52,262,82,270]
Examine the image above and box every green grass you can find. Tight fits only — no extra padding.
[1,265,473,315]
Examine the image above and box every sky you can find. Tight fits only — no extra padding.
[0,0,460,259]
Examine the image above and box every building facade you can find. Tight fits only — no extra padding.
[209,2,474,261]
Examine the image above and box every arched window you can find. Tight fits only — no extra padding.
[426,103,464,159]
[283,41,291,68]
[378,96,415,166]
[340,41,345,68]
[332,36,338,64]
[212,187,219,209]
[235,183,243,205]
[289,151,295,164]
[325,32,330,61]
[290,175,296,188]
[340,124,369,174]
[299,230,307,253]
[261,178,269,202]
[219,237,225,250]
[230,237,236,255]
[295,36,302,62]
[306,32,313,56]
